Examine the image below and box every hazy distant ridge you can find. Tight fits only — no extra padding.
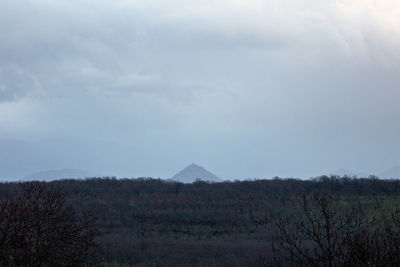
[379,166,400,179]
[330,167,400,179]
[24,169,93,181]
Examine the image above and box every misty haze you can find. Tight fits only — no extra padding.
[1,0,400,266]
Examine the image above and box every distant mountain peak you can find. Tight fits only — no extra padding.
[188,163,201,168]
[171,164,220,183]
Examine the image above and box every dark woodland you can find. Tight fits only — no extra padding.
[1,176,400,266]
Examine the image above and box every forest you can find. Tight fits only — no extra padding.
[1,176,400,266]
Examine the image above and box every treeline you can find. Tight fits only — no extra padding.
[1,176,400,266]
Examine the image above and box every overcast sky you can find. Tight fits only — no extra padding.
[1,0,400,179]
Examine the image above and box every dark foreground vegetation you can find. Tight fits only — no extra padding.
[1,176,400,266]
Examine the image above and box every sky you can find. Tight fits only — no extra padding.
[0,0,400,179]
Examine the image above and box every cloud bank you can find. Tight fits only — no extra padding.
[0,0,399,178]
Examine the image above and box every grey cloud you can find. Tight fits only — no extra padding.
[0,67,35,102]
[0,0,400,178]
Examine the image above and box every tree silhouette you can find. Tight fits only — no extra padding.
[0,182,101,266]
[271,194,400,267]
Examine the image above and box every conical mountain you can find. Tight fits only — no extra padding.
[171,164,220,183]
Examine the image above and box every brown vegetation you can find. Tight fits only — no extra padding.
[0,182,101,266]
[271,194,400,266]
[1,177,400,266]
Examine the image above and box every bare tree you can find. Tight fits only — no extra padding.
[270,194,373,267]
[0,182,101,266]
